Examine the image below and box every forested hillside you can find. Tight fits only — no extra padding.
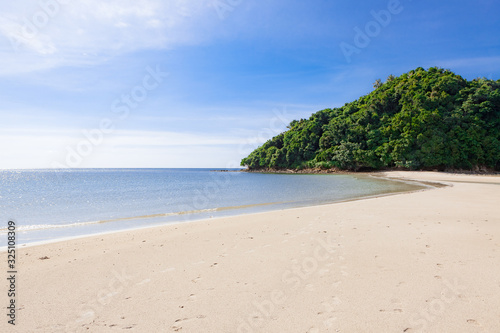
[241,67,500,171]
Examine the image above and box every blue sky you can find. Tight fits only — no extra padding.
[0,0,499,168]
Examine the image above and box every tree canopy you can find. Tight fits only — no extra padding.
[241,67,500,171]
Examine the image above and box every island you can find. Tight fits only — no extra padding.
[242,67,500,172]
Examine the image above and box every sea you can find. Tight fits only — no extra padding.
[0,168,424,247]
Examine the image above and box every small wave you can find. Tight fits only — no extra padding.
[0,221,104,233]
[0,202,282,233]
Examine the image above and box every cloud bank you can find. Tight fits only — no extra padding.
[0,0,217,75]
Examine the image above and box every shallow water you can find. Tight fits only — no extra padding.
[0,168,424,246]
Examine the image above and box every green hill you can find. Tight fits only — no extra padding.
[241,67,500,171]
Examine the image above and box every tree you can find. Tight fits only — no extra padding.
[241,67,500,172]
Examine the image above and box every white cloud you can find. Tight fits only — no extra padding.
[0,0,217,75]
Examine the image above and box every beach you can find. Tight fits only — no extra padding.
[3,171,500,332]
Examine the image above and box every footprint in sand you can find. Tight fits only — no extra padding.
[122,324,136,329]
[325,297,342,306]
[191,276,202,283]
[321,300,340,329]
[161,267,176,273]
[137,279,151,286]
[323,316,337,328]
[174,315,207,325]
[332,281,342,288]
[390,298,404,313]
[174,318,188,323]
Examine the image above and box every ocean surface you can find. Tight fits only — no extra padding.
[0,168,424,247]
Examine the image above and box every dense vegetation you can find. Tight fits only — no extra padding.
[241,67,500,171]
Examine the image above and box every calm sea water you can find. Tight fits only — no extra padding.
[0,168,423,246]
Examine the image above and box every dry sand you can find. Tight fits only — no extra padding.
[2,171,500,332]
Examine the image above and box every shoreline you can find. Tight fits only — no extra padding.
[3,171,500,332]
[0,172,431,251]
[244,167,500,176]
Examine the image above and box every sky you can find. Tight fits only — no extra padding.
[0,0,499,169]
